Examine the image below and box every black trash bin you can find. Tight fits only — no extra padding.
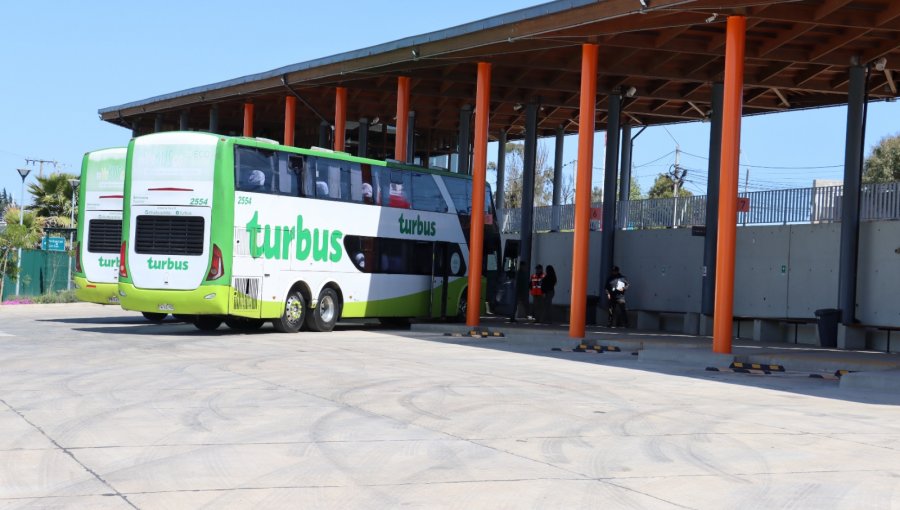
[586,295,600,325]
[814,308,841,348]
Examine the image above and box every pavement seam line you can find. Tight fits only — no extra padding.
[0,398,140,510]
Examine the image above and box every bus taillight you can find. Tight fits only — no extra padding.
[206,244,224,281]
[74,241,82,273]
[119,241,128,278]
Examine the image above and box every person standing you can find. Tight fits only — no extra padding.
[540,265,557,324]
[529,264,544,321]
[606,266,629,327]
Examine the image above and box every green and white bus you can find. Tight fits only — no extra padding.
[117,132,501,332]
[73,148,127,307]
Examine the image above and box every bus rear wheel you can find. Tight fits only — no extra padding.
[224,317,265,331]
[273,290,306,333]
[193,316,222,331]
[142,312,168,322]
[306,288,341,332]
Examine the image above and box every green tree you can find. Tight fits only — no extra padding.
[27,172,79,227]
[863,133,900,183]
[648,172,693,198]
[0,208,44,300]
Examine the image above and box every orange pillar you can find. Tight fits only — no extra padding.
[284,96,296,146]
[713,16,747,354]
[243,103,254,137]
[334,87,347,152]
[467,62,491,326]
[569,44,598,339]
[395,77,410,161]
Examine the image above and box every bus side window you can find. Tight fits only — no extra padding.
[380,168,411,208]
[345,162,363,202]
[277,154,299,196]
[298,156,315,197]
[314,158,342,199]
[361,164,375,204]
[235,146,276,194]
[410,173,447,212]
[443,176,472,214]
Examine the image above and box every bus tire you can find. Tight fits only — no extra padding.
[224,317,265,331]
[193,316,222,331]
[454,288,468,322]
[273,290,306,333]
[306,287,341,332]
[142,312,168,322]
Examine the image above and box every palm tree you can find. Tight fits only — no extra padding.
[0,208,44,299]
[27,172,79,225]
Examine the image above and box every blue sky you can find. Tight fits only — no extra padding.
[2,1,897,205]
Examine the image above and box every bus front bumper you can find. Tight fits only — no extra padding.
[116,282,230,315]
[74,277,120,305]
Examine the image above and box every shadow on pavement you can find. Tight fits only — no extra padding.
[394,317,900,406]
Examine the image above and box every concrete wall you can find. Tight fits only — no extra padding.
[529,220,900,328]
[857,221,900,326]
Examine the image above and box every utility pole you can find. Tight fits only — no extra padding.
[669,145,687,227]
[25,158,59,178]
[742,167,749,226]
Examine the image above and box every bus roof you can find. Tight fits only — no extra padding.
[228,134,474,180]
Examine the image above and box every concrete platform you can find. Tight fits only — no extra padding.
[414,317,900,391]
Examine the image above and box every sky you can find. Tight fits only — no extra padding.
[1,1,898,207]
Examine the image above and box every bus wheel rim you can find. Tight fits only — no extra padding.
[286,297,302,323]
[320,295,334,323]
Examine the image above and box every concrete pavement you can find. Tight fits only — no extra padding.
[0,303,899,509]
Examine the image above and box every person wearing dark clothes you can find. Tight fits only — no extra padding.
[540,265,557,324]
[606,266,629,327]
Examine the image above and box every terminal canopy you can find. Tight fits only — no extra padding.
[100,0,900,153]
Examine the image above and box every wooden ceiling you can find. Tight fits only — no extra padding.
[100,0,900,155]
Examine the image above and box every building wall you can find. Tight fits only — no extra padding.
[530,220,900,327]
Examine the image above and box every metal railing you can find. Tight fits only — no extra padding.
[499,181,900,233]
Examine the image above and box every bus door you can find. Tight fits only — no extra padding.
[430,241,451,319]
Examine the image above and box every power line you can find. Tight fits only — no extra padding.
[679,149,843,170]
[634,150,675,168]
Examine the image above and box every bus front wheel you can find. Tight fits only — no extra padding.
[193,316,222,331]
[273,290,306,333]
[306,288,341,332]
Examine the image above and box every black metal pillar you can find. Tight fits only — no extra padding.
[496,130,507,228]
[358,117,369,158]
[599,94,622,292]
[209,105,219,133]
[154,114,163,133]
[702,82,724,316]
[838,65,867,325]
[514,102,539,318]
[618,124,633,201]
[457,105,472,174]
[407,110,416,164]
[551,126,565,231]
[319,120,330,148]
[179,110,189,131]
[131,121,139,139]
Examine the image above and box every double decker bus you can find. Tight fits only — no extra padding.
[117,132,501,332]
[73,148,130,307]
